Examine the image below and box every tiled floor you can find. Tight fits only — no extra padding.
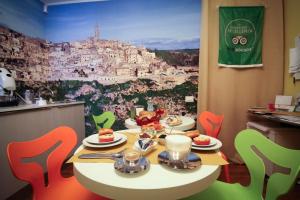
[7,163,300,200]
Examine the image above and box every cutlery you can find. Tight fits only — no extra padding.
[78,149,126,160]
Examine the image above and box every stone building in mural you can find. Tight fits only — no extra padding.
[0,26,50,82]
[47,30,198,89]
[1,25,198,90]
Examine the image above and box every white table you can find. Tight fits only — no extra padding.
[73,130,220,200]
[125,116,196,131]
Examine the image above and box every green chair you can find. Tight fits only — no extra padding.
[184,129,300,200]
[92,111,116,130]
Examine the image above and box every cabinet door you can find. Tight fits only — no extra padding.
[0,104,85,199]
[52,104,85,150]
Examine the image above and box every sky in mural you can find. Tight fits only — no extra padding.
[45,0,201,50]
[0,0,44,38]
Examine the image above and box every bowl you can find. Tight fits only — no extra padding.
[134,139,157,155]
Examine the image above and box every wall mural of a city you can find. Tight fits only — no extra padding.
[0,0,200,135]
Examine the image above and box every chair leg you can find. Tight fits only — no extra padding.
[223,164,232,183]
[219,151,232,183]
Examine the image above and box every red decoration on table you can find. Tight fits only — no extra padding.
[135,111,161,126]
[155,108,167,118]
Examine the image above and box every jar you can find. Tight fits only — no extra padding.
[24,90,33,104]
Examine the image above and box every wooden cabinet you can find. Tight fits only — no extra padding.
[0,102,85,199]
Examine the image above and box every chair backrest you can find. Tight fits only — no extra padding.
[7,126,77,199]
[198,111,224,138]
[93,111,116,130]
[235,129,300,200]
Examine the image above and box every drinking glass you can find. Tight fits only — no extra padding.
[123,149,141,167]
[165,135,191,162]
[130,106,136,120]
[135,105,144,116]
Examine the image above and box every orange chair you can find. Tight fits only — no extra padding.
[198,111,231,183]
[7,126,109,200]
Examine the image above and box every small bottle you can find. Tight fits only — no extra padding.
[24,90,32,104]
[130,106,136,120]
[147,99,154,112]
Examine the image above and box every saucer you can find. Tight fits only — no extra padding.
[114,157,150,174]
[158,151,201,170]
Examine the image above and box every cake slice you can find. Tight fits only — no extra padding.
[99,134,114,142]
[98,128,114,142]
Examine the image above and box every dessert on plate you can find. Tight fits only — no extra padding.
[98,128,114,142]
[139,132,154,139]
[193,135,211,145]
[139,126,156,139]
[185,130,200,139]
[166,115,182,126]
[142,122,165,132]
[139,122,166,139]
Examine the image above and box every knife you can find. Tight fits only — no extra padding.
[78,153,123,159]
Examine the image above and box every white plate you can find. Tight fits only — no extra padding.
[191,136,222,151]
[164,129,185,135]
[163,116,183,126]
[85,133,123,145]
[82,133,127,148]
[192,138,217,147]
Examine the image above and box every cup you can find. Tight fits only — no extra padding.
[36,97,47,106]
[165,135,192,162]
[123,149,141,167]
[268,103,275,112]
[135,105,144,116]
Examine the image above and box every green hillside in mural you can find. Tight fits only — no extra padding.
[151,49,199,67]
[16,77,198,136]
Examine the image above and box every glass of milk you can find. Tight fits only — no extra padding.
[165,135,192,162]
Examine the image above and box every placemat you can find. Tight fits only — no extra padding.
[68,132,228,165]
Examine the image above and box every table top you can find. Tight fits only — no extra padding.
[248,109,300,127]
[125,116,196,131]
[73,130,221,200]
[0,101,84,114]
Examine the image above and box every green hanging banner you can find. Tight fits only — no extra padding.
[218,6,264,68]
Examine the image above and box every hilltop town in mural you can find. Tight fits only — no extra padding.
[0,25,199,134]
